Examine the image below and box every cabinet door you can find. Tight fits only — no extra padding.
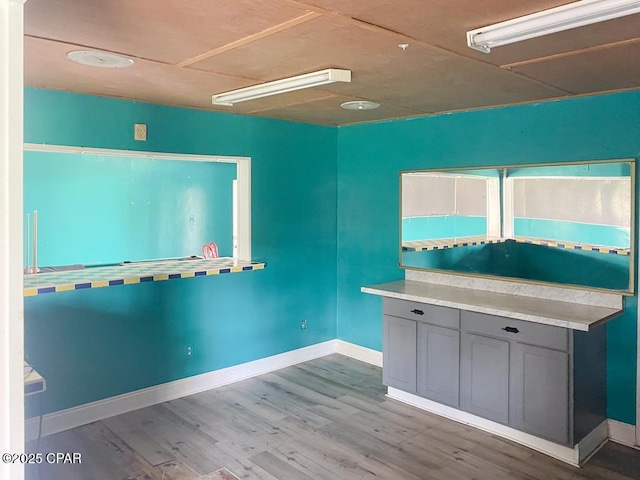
[382,315,417,392]
[417,323,459,407]
[510,343,570,445]
[460,333,510,424]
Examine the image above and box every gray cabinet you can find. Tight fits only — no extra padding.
[459,330,570,444]
[382,314,417,392]
[379,297,606,448]
[510,343,569,444]
[460,311,571,444]
[382,299,460,403]
[417,323,459,407]
[460,333,510,424]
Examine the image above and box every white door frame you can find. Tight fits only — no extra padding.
[1,1,26,479]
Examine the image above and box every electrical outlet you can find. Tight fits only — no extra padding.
[300,319,307,330]
[134,123,147,141]
[185,345,193,356]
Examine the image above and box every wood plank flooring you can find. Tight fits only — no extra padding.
[26,354,640,480]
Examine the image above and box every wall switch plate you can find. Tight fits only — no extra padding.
[134,123,147,141]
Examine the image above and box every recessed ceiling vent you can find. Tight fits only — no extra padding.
[341,101,380,111]
[67,50,134,68]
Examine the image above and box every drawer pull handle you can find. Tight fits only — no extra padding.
[411,309,424,315]
[502,326,519,334]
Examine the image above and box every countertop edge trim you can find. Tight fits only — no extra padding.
[361,285,621,331]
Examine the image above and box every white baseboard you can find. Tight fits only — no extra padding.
[335,340,382,367]
[387,387,608,467]
[577,420,609,464]
[608,419,639,449]
[26,340,336,442]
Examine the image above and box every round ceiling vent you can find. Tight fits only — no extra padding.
[340,101,380,111]
[67,50,134,68]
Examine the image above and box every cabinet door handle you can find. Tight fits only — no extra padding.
[410,309,424,316]
[502,326,519,334]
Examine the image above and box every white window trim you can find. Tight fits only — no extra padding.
[232,179,238,259]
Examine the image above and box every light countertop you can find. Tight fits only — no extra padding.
[24,257,265,297]
[362,280,622,331]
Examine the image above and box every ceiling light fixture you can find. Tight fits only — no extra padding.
[467,0,640,53]
[67,50,134,68]
[341,101,380,111]
[212,68,351,106]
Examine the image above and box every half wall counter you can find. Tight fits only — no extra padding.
[24,257,265,297]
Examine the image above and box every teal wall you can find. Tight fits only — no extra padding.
[508,162,631,177]
[24,151,237,265]
[337,91,640,425]
[513,218,630,248]
[402,215,487,241]
[24,87,639,426]
[23,88,338,415]
[403,242,630,291]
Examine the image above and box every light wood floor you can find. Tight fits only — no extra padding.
[26,354,640,480]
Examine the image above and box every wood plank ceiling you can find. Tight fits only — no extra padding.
[24,0,640,125]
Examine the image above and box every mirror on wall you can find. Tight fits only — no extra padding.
[400,160,635,294]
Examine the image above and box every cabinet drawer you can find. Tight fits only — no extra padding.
[383,298,459,329]
[461,311,568,351]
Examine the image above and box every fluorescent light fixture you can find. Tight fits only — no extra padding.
[467,0,640,53]
[212,68,351,106]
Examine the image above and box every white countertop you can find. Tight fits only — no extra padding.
[361,280,622,331]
